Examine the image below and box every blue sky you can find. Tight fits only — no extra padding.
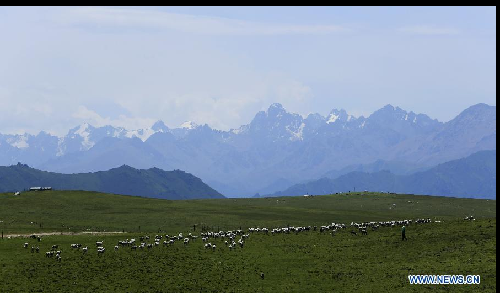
[0,6,496,135]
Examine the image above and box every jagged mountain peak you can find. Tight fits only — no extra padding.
[68,123,94,136]
[151,120,169,132]
[453,103,496,121]
[326,109,355,124]
[180,121,199,130]
[265,103,289,118]
[269,102,285,110]
[369,104,438,124]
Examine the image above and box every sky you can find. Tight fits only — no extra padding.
[0,6,496,136]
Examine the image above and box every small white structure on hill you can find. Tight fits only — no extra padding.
[29,187,52,191]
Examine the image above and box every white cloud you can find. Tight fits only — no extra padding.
[398,25,460,35]
[72,105,156,131]
[56,7,348,35]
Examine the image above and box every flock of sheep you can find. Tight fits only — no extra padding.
[18,216,448,263]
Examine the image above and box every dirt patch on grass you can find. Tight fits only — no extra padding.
[4,231,125,238]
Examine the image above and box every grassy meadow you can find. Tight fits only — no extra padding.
[0,190,496,292]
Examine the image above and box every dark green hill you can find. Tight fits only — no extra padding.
[0,164,224,200]
[271,150,496,199]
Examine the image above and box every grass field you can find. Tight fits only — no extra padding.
[0,191,496,292]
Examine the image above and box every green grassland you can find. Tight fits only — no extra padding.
[0,191,496,292]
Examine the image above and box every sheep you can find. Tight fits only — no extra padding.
[114,246,119,251]
[82,247,88,254]
[23,243,29,249]
[51,245,58,250]
[95,241,103,247]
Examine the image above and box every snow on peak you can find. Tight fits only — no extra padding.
[269,103,284,110]
[180,121,198,130]
[326,113,339,124]
[73,123,95,150]
[288,122,305,141]
[125,128,156,141]
[75,123,90,137]
[7,134,29,149]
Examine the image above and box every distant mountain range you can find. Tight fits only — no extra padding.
[268,150,496,199]
[0,164,224,200]
[0,103,495,197]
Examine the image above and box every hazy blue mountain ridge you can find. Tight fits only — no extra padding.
[269,150,496,199]
[0,103,495,197]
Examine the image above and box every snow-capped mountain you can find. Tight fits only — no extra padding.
[0,103,495,197]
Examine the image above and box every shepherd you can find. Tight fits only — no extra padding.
[402,225,407,241]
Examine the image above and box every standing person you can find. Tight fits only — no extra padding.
[402,225,407,241]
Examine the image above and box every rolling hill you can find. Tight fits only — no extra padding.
[0,164,224,200]
[269,150,496,199]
